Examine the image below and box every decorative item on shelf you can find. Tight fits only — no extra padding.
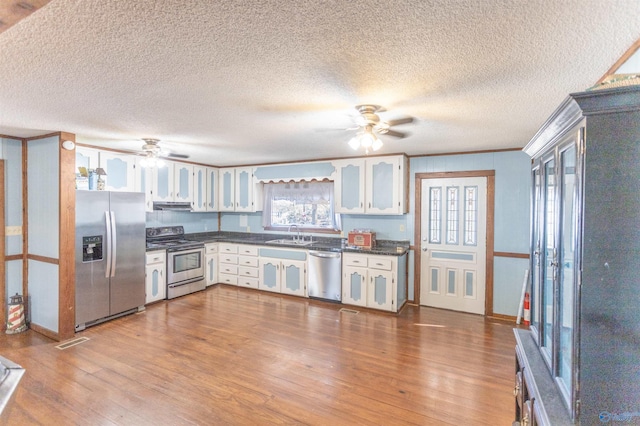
[77,167,90,190]
[6,293,28,334]
[95,167,107,190]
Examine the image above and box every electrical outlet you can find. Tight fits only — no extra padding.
[246,226,251,233]
[5,226,22,236]
[399,224,405,232]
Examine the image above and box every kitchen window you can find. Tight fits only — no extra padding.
[262,181,341,233]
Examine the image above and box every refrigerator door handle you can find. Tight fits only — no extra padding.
[110,211,117,277]
[105,211,112,278]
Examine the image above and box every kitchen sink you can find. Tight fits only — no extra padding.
[265,238,314,246]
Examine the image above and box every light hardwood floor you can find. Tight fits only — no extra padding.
[1,285,518,425]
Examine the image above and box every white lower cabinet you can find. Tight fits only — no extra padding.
[218,243,239,285]
[218,243,259,288]
[204,243,218,286]
[258,248,308,296]
[342,253,405,312]
[145,250,166,303]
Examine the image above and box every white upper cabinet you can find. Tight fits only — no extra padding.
[205,167,219,211]
[218,167,259,212]
[335,158,366,214]
[335,155,407,215]
[218,168,235,211]
[235,167,254,212]
[134,157,153,211]
[152,162,175,202]
[365,155,405,214]
[192,165,207,212]
[99,151,137,192]
[76,147,100,173]
[173,163,193,202]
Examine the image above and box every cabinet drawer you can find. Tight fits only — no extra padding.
[219,273,238,285]
[344,255,368,267]
[146,251,165,264]
[238,256,259,267]
[238,266,259,278]
[238,276,259,289]
[219,254,238,264]
[219,243,238,254]
[368,257,392,271]
[238,245,259,256]
[220,264,238,275]
[205,244,218,254]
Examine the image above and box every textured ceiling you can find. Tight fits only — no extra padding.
[0,0,639,166]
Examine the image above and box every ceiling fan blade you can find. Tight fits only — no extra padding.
[383,129,408,138]
[386,117,414,126]
[164,152,189,159]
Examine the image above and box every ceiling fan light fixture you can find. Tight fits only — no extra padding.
[140,138,167,168]
[348,136,361,150]
[139,151,165,168]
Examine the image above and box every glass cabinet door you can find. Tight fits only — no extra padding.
[541,158,556,364]
[557,143,578,404]
[529,128,583,421]
[530,166,542,335]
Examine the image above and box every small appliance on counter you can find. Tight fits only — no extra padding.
[348,229,376,249]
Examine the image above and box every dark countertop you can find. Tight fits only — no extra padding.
[184,231,410,256]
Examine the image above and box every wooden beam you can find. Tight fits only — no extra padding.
[58,132,76,340]
[0,0,52,35]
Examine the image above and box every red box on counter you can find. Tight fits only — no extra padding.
[348,231,376,249]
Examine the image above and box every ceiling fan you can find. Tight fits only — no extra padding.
[139,138,188,167]
[346,105,414,154]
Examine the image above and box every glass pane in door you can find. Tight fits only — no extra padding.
[530,167,541,333]
[558,145,576,396]
[542,159,556,361]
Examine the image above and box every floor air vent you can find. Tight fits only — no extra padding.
[339,308,360,314]
[55,337,90,350]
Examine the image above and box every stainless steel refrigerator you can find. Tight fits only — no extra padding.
[75,191,146,331]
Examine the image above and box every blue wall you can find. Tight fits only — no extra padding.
[409,151,531,315]
[146,210,219,233]
[1,137,24,299]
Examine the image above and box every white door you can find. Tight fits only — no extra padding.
[420,177,487,314]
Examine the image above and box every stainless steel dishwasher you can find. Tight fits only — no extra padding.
[307,250,342,302]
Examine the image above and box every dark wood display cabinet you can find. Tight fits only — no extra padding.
[514,84,640,425]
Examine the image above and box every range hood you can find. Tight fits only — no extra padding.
[153,201,193,211]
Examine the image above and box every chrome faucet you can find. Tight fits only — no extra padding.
[288,224,300,242]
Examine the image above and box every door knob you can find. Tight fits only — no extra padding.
[422,248,427,252]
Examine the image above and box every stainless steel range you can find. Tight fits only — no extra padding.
[146,226,205,299]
